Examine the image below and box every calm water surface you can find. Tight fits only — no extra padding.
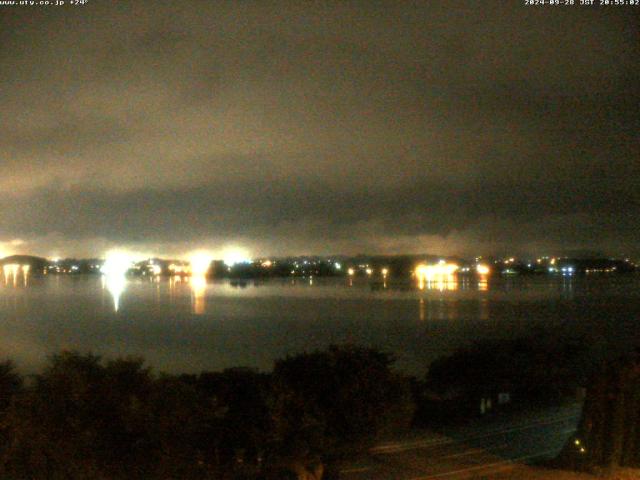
[0,274,639,375]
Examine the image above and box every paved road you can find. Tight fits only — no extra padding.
[339,403,581,479]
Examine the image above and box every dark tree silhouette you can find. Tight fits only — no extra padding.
[560,349,640,472]
[273,345,414,455]
[426,334,592,405]
[0,346,414,479]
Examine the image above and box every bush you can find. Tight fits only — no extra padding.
[425,333,593,413]
[272,345,415,456]
[0,346,415,478]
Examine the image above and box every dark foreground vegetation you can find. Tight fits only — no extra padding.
[0,347,412,479]
[417,332,594,424]
[558,348,640,473]
[0,334,605,479]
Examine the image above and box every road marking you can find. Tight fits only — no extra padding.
[341,411,579,477]
[339,466,372,474]
[407,448,558,479]
[341,428,575,476]
[372,414,578,454]
[439,443,508,460]
[375,416,574,452]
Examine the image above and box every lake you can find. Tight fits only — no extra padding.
[0,273,639,376]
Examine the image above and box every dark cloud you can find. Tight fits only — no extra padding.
[0,1,638,258]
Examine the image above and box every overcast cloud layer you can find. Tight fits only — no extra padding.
[0,1,638,259]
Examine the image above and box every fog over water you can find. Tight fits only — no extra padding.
[1,273,638,376]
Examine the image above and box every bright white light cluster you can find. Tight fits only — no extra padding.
[476,264,490,275]
[222,248,251,267]
[101,252,134,277]
[189,253,213,276]
[415,260,459,278]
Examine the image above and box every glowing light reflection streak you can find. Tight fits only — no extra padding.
[190,275,207,315]
[101,253,133,312]
[2,264,30,287]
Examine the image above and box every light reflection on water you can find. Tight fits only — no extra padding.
[102,273,126,312]
[2,265,29,288]
[417,274,457,291]
[190,275,207,315]
[0,274,638,375]
[101,273,209,315]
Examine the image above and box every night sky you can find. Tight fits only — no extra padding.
[1,1,638,259]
